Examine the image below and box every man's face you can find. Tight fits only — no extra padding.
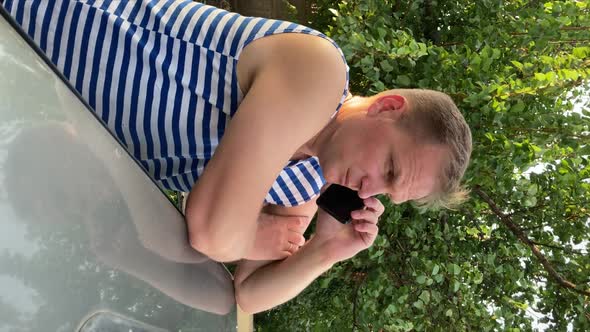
[318,111,449,203]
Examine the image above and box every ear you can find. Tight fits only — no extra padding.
[367,95,408,120]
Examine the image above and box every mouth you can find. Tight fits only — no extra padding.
[345,169,358,190]
[346,170,361,191]
[343,168,349,187]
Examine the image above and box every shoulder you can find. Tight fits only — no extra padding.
[264,32,346,86]
[242,31,346,73]
[272,33,347,89]
[239,33,347,118]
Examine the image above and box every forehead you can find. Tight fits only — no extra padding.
[392,140,449,200]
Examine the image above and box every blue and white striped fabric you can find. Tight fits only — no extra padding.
[3,0,350,207]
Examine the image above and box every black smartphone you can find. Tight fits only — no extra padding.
[316,184,365,224]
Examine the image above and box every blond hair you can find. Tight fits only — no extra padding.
[391,89,472,210]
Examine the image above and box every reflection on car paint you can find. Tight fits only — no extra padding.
[0,9,236,332]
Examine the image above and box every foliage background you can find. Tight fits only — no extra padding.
[257,0,590,331]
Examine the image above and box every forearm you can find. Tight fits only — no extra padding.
[235,236,334,314]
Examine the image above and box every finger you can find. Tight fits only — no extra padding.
[363,197,385,214]
[354,222,378,235]
[285,243,299,255]
[278,251,292,259]
[351,209,378,223]
[360,231,378,247]
[288,230,306,246]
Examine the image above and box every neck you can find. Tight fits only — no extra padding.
[293,116,338,159]
[293,95,370,160]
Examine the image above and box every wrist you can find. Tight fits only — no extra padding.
[307,235,339,268]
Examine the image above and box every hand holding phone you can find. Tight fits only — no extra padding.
[316,184,365,224]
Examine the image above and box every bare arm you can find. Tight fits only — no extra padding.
[185,35,347,262]
[234,197,385,314]
[234,198,324,313]
[235,235,334,314]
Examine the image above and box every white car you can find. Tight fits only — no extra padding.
[0,6,236,331]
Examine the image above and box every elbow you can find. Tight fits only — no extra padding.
[235,282,264,315]
[185,206,251,262]
[188,230,243,262]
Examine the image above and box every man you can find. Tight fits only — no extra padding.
[3,0,471,312]
[233,88,471,313]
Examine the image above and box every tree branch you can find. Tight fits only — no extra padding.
[473,185,590,297]
[510,26,590,36]
[395,238,417,273]
[422,0,441,44]
[530,241,569,251]
[556,26,590,32]
[521,224,549,231]
[548,39,590,45]
[504,126,590,140]
[507,203,548,217]
[352,274,367,332]
[531,241,588,256]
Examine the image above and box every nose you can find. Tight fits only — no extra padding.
[358,175,389,199]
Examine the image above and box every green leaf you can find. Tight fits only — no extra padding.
[534,72,546,81]
[377,27,387,39]
[416,275,427,284]
[413,300,424,310]
[527,184,538,196]
[386,303,397,315]
[434,274,444,283]
[397,294,409,304]
[511,100,525,113]
[572,47,589,58]
[380,59,394,72]
[445,309,453,317]
[396,75,411,87]
[511,60,524,71]
[360,55,374,67]
[432,264,440,276]
[328,8,339,17]
[405,227,416,238]
[523,196,537,207]
[419,291,431,304]
[473,273,483,285]
[453,281,461,292]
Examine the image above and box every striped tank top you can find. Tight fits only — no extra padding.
[2,0,350,207]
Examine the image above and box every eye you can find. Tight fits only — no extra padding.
[387,159,395,183]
